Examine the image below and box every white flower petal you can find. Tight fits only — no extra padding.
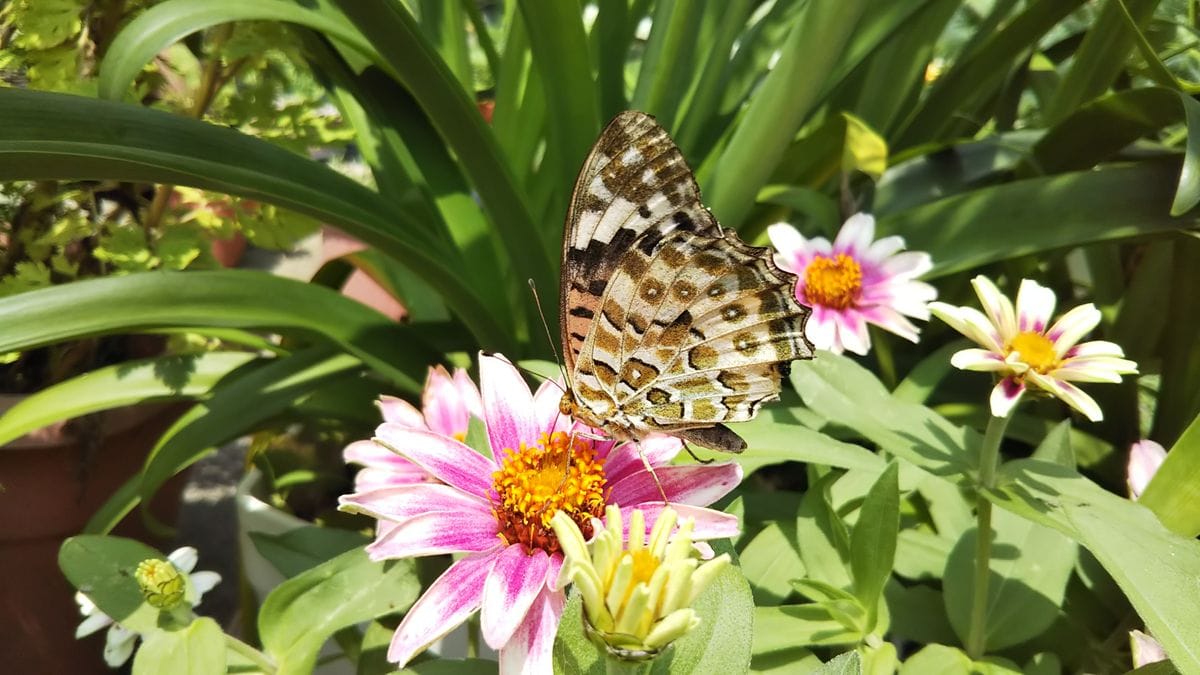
[988,377,1026,418]
[879,251,933,279]
[950,349,1012,372]
[1046,303,1102,356]
[766,222,809,259]
[103,625,138,667]
[1027,371,1104,421]
[861,306,920,343]
[833,213,876,258]
[836,312,871,355]
[971,276,1016,340]
[189,571,222,599]
[76,611,113,639]
[167,546,199,574]
[805,308,839,353]
[1065,340,1127,359]
[1015,279,1057,333]
[930,302,1003,352]
[865,234,906,262]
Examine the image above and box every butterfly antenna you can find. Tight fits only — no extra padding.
[527,278,570,387]
[480,350,566,393]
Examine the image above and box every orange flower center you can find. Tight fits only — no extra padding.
[804,254,863,310]
[492,431,608,554]
[1008,331,1058,373]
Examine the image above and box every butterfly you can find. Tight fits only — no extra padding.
[557,111,814,453]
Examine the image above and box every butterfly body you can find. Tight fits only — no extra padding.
[559,111,814,453]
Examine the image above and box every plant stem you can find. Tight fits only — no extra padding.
[965,408,1015,659]
[224,634,276,674]
[604,656,653,675]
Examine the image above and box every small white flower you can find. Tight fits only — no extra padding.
[1130,629,1168,667]
[769,213,936,355]
[1127,440,1167,500]
[929,276,1138,421]
[75,546,221,668]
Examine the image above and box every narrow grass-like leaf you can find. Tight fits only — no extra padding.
[0,352,256,445]
[1172,93,1200,214]
[631,0,702,131]
[895,0,1087,149]
[0,270,433,390]
[591,0,633,121]
[1152,237,1200,443]
[419,0,472,90]
[97,0,374,101]
[879,162,1193,279]
[673,0,753,155]
[706,1,867,227]
[1044,0,1161,125]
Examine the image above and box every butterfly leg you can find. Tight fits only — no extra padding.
[630,442,671,505]
[681,440,715,465]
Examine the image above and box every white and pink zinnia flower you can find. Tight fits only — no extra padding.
[768,213,936,355]
[930,276,1138,421]
[338,353,741,674]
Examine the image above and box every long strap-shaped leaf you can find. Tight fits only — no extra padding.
[0,269,435,390]
[0,88,512,351]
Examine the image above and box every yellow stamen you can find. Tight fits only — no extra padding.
[492,431,608,554]
[804,254,863,310]
[1008,331,1058,373]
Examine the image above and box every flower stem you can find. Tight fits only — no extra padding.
[604,655,653,675]
[966,409,1015,659]
[224,634,276,673]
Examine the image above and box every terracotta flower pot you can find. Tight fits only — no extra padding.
[0,400,186,673]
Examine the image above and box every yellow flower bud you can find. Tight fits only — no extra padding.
[134,558,185,610]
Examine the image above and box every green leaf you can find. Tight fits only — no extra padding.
[814,650,862,675]
[734,409,885,478]
[59,535,165,634]
[259,547,421,674]
[752,605,858,650]
[991,460,1200,672]
[631,0,703,131]
[0,351,255,446]
[1139,413,1200,537]
[705,0,868,226]
[97,0,372,101]
[1153,238,1200,443]
[796,474,853,590]
[132,617,227,675]
[850,462,900,628]
[249,526,370,579]
[879,162,1194,280]
[898,644,972,675]
[942,508,1077,651]
[740,522,806,605]
[0,270,432,389]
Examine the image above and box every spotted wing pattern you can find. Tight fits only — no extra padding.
[560,111,814,452]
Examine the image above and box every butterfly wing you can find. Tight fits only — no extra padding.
[560,111,718,375]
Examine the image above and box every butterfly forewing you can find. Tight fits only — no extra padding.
[561,111,814,452]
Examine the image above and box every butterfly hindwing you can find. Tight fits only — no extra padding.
[561,111,814,452]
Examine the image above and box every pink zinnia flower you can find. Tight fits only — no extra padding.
[768,213,936,355]
[338,353,741,673]
[343,365,483,491]
[929,276,1138,421]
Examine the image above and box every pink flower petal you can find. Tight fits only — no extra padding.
[499,588,564,675]
[626,503,741,541]
[453,368,485,417]
[858,306,920,343]
[532,379,569,432]
[340,483,490,522]
[351,465,432,492]
[423,365,473,438]
[988,376,1026,418]
[1127,440,1167,500]
[375,424,496,496]
[604,434,682,483]
[805,307,839,353]
[366,509,501,559]
[481,546,552,648]
[833,213,875,259]
[834,310,871,356]
[481,353,540,457]
[608,462,742,508]
[388,548,499,666]
[378,395,427,428]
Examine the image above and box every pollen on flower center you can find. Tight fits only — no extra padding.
[1008,330,1058,373]
[492,431,608,554]
[803,253,863,310]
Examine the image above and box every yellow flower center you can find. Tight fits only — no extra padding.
[803,254,863,310]
[1008,331,1058,373]
[492,431,608,554]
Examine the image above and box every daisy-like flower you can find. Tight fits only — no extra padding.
[929,276,1139,421]
[343,365,482,491]
[75,546,221,668]
[338,353,741,674]
[768,213,936,355]
[551,505,731,661]
[1127,440,1167,500]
